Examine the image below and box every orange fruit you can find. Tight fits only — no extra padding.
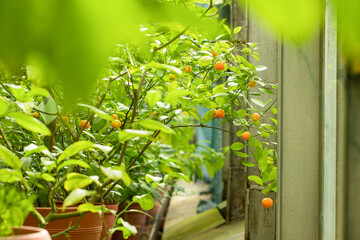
[61,116,69,122]
[80,120,90,129]
[261,198,273,208]
[251,113,260,121]
[111,114,118,120]
[211,50,218,57]
[33,112,39,118]
[213,109,225,118]
[111,120,121,128]
[185,66,192,73]
[0,136,2,139]
[214,61,224,71]
[169,73,176,79]
[249,80,256,88]
[150,111,158,117]
[241,131,251,140]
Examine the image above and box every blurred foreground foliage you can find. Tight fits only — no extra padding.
[0,0,223,106]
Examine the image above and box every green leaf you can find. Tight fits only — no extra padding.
[231,142,245,151]
[254,146,263,161]
[248,175,263,186]
[146,90,162,109]
[138,119,175,134]
[223,24,232,36]
[0,145,22,169]
[63,189,95,211]
[7,112,51,136]
[270,117,278,126]
[255,65,267,72]
[251,99,265,107]
[120,164,131,187]
[271,106,278,114]
[145,62,182,75]
[233,26,242,34]
[201,110,215,124]
[164,89,192,105]
[233,151,250,158]
[100,166,123,181]
[78,103,113,121]
[27,87,50,98]
[57,159,90,172]
[0,98,9,116]
[93,144,112,155]
[120,218,137,235]
[38,97,57,125]
[198,56,213,66]
[64,173,94,192]
[145,174,162,184]
[57,141,94,163]
[133,194,154,211]
[259,88,276,95]
[118,129,154,142]
[240,160,256,167]
[0,169,22,182]
[258,147,269,173]
[78,203,103,213]
[41,173,55,182]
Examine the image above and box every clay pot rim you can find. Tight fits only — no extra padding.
[1,226,49,239]
[34,202,119,210]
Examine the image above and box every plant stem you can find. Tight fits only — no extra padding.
[171,124,236,135]
[50,213,84,238]
[0,128,13,151]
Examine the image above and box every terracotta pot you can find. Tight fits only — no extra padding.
[24,206,102,240]
[0,226,51,240]
[111,202,158,240]
[100,204,119,240]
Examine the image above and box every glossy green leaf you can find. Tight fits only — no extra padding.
[57,159,90,172]
[64,173,94,191]
[146,90,161,109]
[138,119,175,134]
[0,145,22,169]
[133,194,154,211]
[7,112,51,136]
[233,151,250,158]
[0,98,9,116]
[198,56,213,66]
[231,142,245,151]
[57,141,94,163]
[118,129,154,142]
[0,169,22,182]
[63,189,95,211]
[258,147,268,173]
[41,173,55,182]
[78,203,102,213]
[100,166,123,181]
[240,160,256,167]
[248,175,263,186]
[145,62,182,75]
[145,174,162,184]
[38,97,57,125]
[78,103,113,121]
[201,110,215,124]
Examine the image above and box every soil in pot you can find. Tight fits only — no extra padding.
[0,226,51,240]
[24,206,102,240]
[100,204,119,240]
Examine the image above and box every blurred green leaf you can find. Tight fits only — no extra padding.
[138,119,175,134]
[62,189,95,211]
[0,145,22,169]
[7,112,51,136]
[57,141,94,163]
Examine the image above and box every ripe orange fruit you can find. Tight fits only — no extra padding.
[213,109,225,118]
[150,111,158,117]
[251,113,260,121]
[111,114,118,120]
[169,73,176,79]
[211,50,218,57]
[61,116,69,122]
[214,61,224,71]
[80,120,90,129]
[249,80,256,88]
[241,131,251,140]
[33,112,39,118]
[111,119,121,128]
[261,198,273,208]
[185,66,192,73]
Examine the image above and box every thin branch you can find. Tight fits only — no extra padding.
[171,124,236,135]
[0,128,13,151]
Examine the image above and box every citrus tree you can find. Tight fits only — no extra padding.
[0,1,277,238]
